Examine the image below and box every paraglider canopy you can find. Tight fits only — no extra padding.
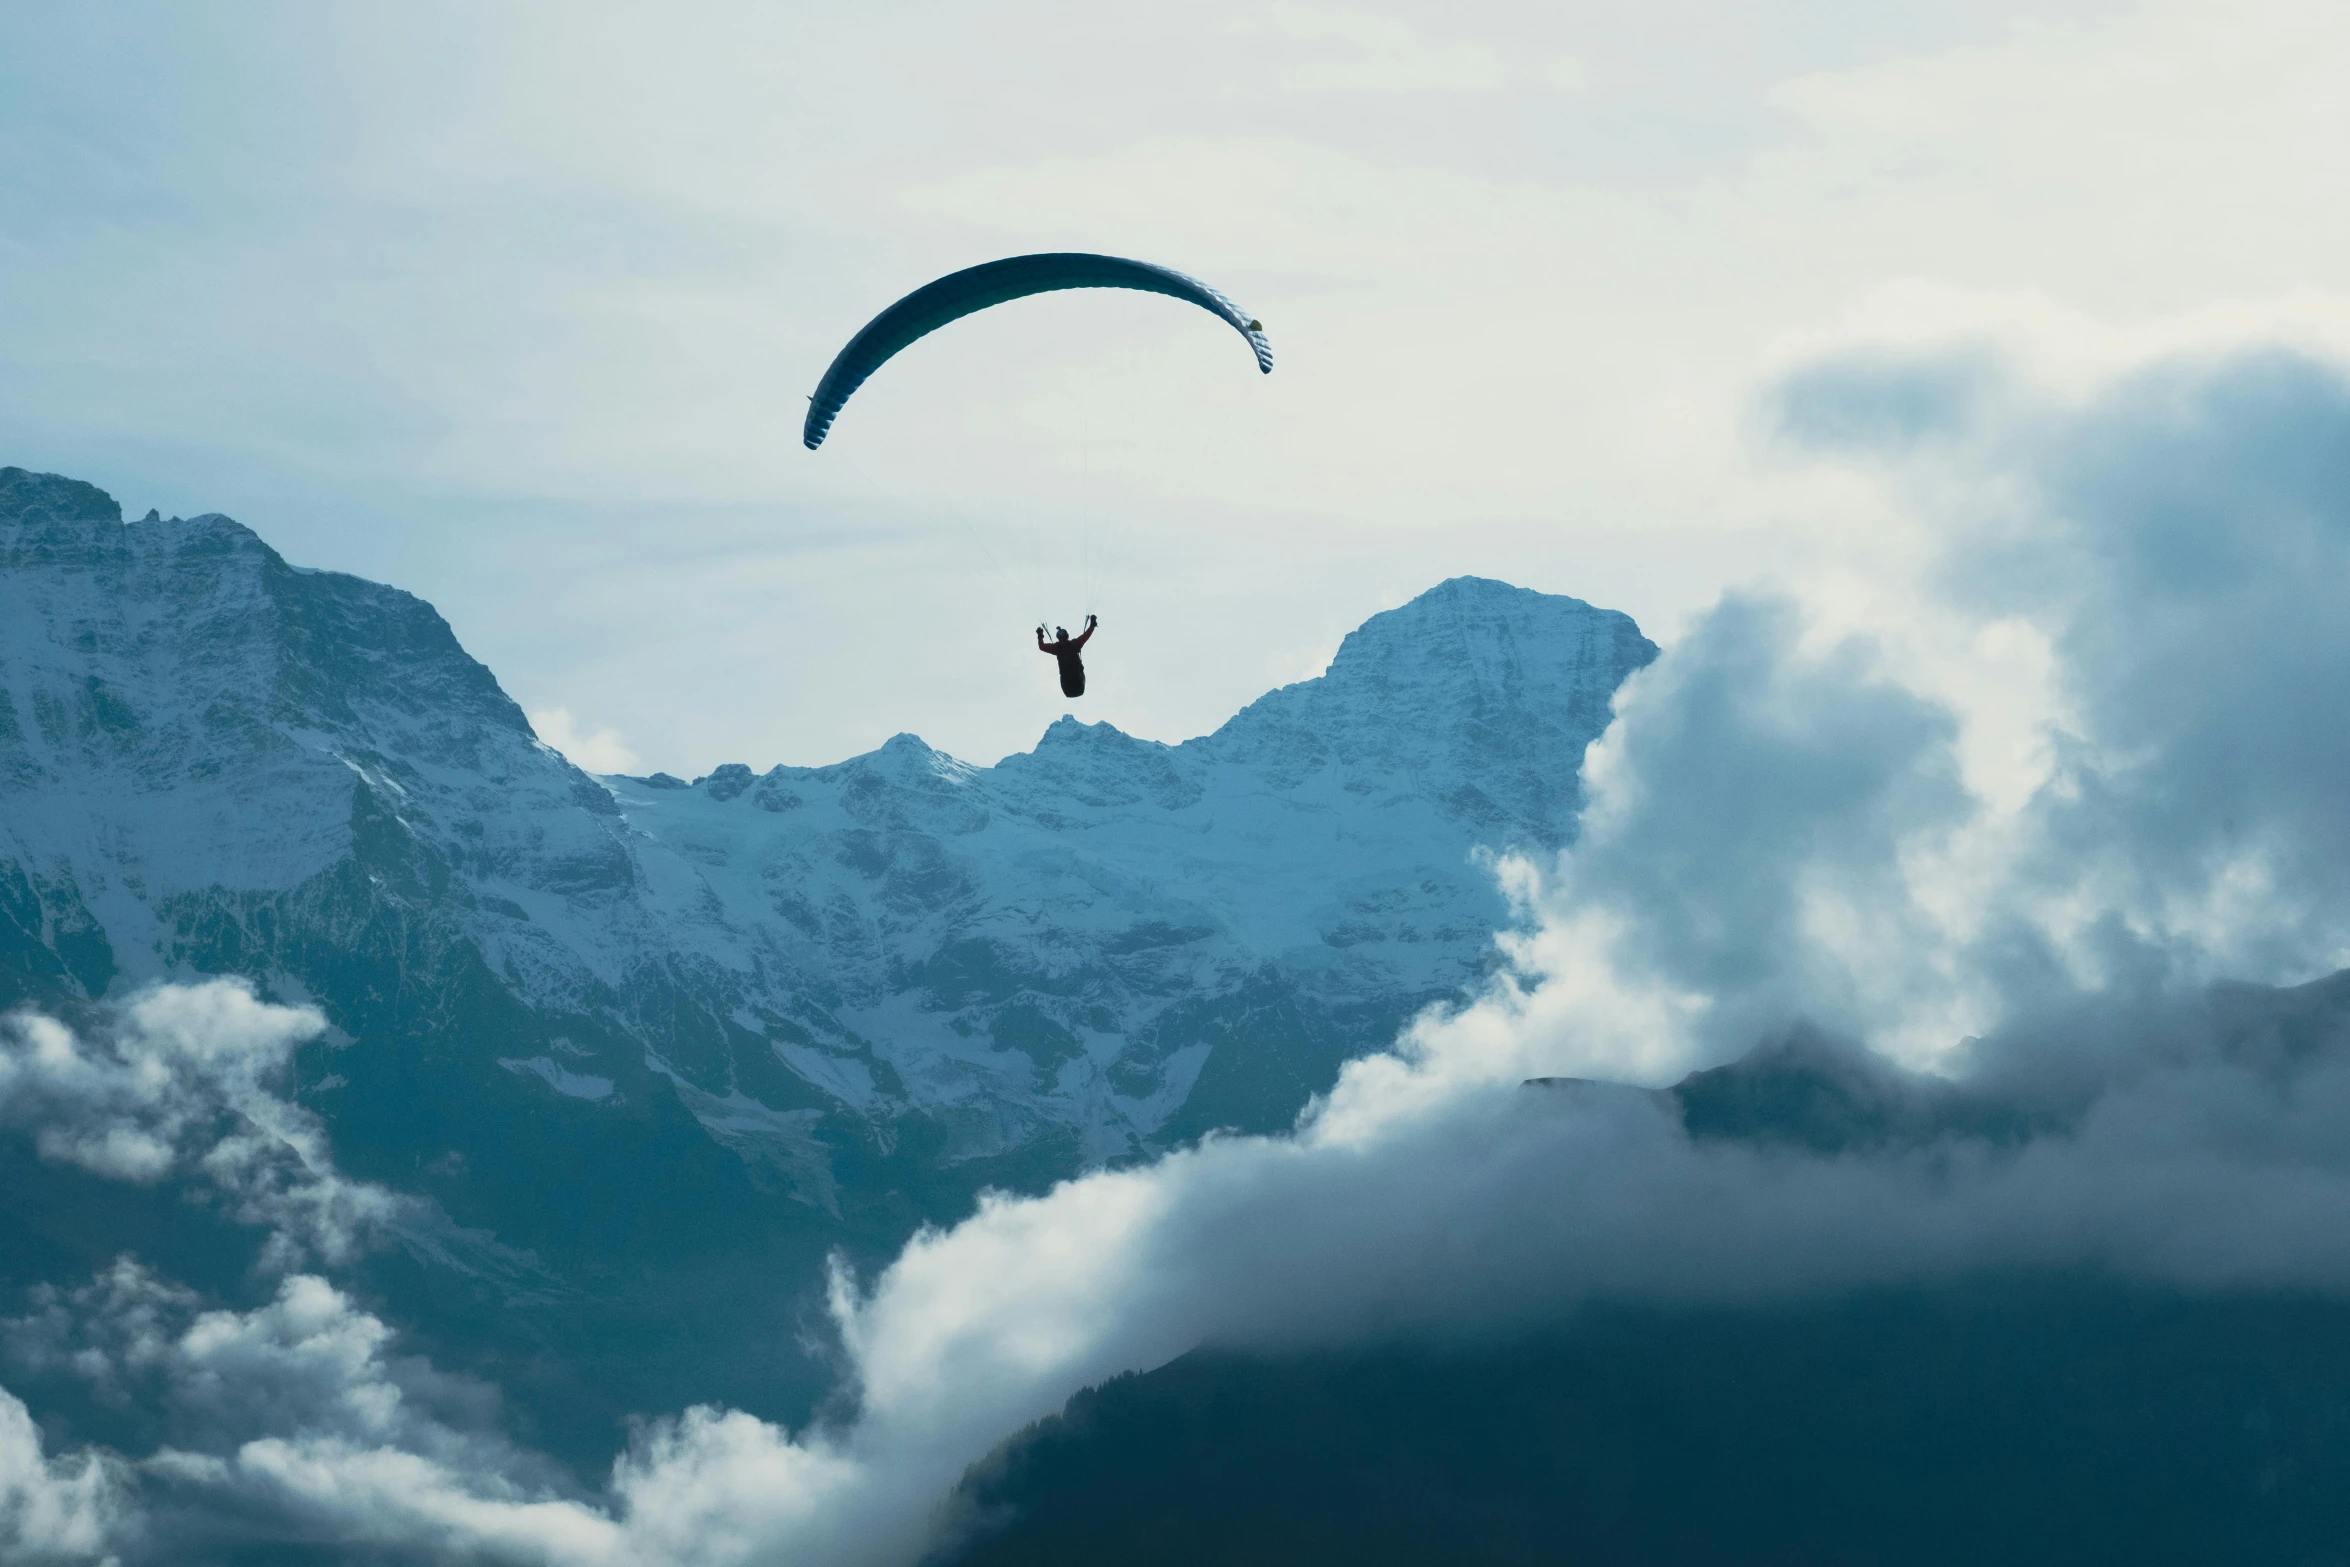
[802,252,1273,450]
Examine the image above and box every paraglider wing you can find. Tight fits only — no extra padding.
[802,252,1273,449]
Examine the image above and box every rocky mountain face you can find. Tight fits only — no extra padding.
[0,465,1654,1429]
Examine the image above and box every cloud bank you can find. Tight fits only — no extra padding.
[0,1386,122,1563]
[14,319,2350,1563]
[0,984,404,1270]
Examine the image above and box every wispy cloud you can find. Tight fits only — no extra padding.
[527,707,641,776]
[0,985,402,1269]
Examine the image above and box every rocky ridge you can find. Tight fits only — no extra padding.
[0,465,1654,1378]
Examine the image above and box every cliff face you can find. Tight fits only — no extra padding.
[0,467,619,998]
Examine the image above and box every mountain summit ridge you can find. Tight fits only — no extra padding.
[0,467,1654,1369]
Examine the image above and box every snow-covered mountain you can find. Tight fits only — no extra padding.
[0,464,1653,1418]
[1,464,1651,1188]
[593,570,1646,1181]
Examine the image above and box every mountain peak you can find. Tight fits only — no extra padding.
[1036,715,1147,749]
[1329,575,1614,672]
[1192,576,1657,848]
[2,468,289,581]
[0,466,122,528]
[0,470,541,823]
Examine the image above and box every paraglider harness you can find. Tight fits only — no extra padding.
[1038,616,1097,699]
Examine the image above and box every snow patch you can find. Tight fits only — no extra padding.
[497,1056,615,1102]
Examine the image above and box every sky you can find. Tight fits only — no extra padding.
[9,0,2350,771]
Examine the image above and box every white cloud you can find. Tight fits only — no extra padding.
[0,1383,129,1563]
[0,986,317,1181]
[30,977,2350,1565]
[0,984,406,1270]
[5,1261,609,1566]
[529,708,641,776]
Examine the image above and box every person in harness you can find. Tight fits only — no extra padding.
[1037,615,1098,698]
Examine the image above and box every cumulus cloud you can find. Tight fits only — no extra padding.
[0,1253,866,1565]
[1446,324,2350,1087]
[0,1385,128,1563]
[529,708,642,776]
[2,1260,604,1566]
[0,983,406,1269]
[0,986,576,1562]
[0,985,319,1181]
[24,986,2350,1563]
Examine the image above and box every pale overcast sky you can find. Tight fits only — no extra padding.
[5,0,2346,771]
